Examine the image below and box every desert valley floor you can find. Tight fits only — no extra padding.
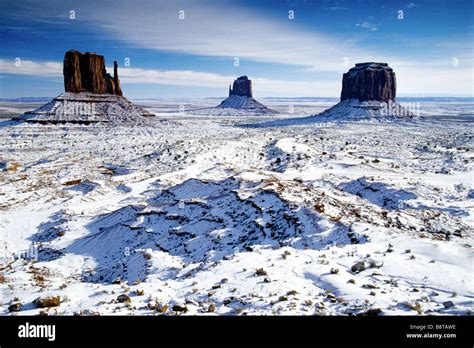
[0,98,473,315]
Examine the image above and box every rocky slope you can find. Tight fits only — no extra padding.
[17,92,154,125]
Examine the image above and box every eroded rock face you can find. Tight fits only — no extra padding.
[63,50,122,95]
[229,76,253,97]
[105,73,116,95]
[113,61,123,96]
[63,50,83,93]
[340,62,396,102]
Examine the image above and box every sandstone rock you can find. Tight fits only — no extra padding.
[229,76,253,97]
[63,179,82,186]
[33,295,61,308]
[116,294,131,303]
[223,297,234,305]
[63,50,82,93]
[211,76,277,115]
[157,304,169,313]
[351,261,366,273]
[340,62,396,102]
[208,303,216,312]
[172,304,188,312]
[105,73,116,95]
[18,50,155,125]
[63,50,122,96]
[8,303,23,312]
[357,308,382,316]
[351,259,383,273]
[81,52,107,94]
[113,61,123,96]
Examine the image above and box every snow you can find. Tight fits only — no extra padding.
[217,95,276,113]
[0,97,472,316]
[184,95,277,116]
[316,99,417,120]
[15,92,155,125]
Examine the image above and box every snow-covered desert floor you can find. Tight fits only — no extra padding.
[0,98,473,316]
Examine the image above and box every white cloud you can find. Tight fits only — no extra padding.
[2,57,471,97]
[390,59,473,95]
[325,6,348,11]
[1,0,472,96]
[118,59,469,97]
[0,59,62,76]
[356,21,379,32]
[75,0,368,74]
[0,59,340,96]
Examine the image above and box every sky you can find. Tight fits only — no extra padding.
[0,0,472,98]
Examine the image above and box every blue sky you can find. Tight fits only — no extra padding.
[0,0,472,98]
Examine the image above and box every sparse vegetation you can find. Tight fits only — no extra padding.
[34,296,61,308]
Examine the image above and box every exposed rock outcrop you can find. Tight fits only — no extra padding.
[64,50,122,96]
[214,76,277,115]
[113,61,123,96]
[340,62,396,102]
[315,62,414,119]
[229,76,253,97]
[16,50,153,125]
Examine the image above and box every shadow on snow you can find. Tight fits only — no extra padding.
[31,176,364,284]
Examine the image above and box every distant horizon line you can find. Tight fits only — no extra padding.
[0,94,473,102]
